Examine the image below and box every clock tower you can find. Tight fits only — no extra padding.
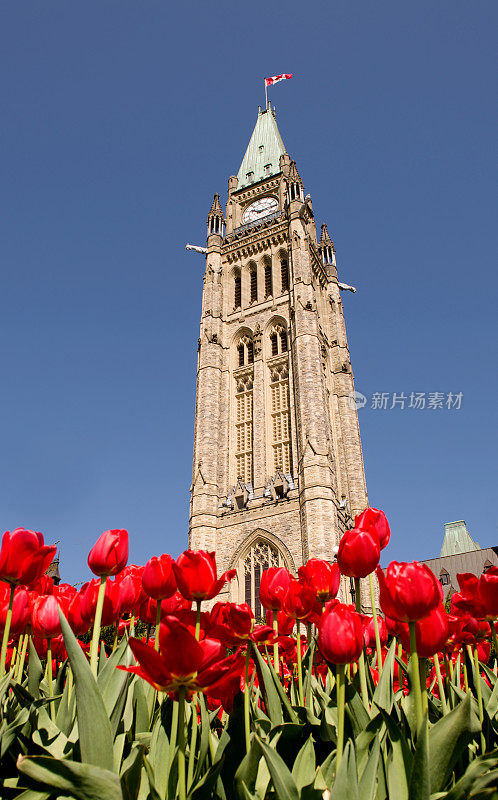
[189,104,369,612]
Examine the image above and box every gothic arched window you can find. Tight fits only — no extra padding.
[250,269,258,303]
[269,324,288,357]
[243,541,280,618]
[281,259,289,292]
[264,263,273,298]
[234,270,242,309]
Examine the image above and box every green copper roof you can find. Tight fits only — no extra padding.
[237,104,286,189]
[440,520,480,557]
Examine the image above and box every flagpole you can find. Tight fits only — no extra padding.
[264,78,268,109]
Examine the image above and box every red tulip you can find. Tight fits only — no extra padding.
[265,609,295,635]
[115,566,145,616]
[80,578,120,627]
[451,573,486,619]
[0,584,30,636]
[31,595,62,639]
[142,554,176,601]
[138,591,191,625]
[88,529,128,577]
[298,559,340,603]
[282,579,317,620]
[362,614,388,650]
[173,551,236,602]
[337,527,380,578]
[120,615,244,699]
[67,591,89,636]
[355,507,391,550]
[0,528,56,586]
[317,602,364,664]
[259,567,292,611]
[479,567,498,618]
[376,562,441,622]
[398,604,449,658]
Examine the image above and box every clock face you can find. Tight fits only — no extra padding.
[242,196,278,224]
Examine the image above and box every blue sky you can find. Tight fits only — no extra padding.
[1,1,496,584]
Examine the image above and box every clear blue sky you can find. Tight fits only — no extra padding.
[1,1,496,584]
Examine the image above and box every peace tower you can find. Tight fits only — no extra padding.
[188,104,368,613]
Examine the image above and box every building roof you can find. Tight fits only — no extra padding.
[237,104,287,189]
[440,520,480,557]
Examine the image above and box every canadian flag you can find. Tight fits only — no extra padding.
[265,73,293,87]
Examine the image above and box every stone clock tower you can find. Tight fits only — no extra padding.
[188,104,368,613]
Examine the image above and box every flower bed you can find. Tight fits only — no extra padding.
[0,514,497,799]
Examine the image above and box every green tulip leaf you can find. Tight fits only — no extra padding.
[254,734,299,800]
[251,644,283,726]
[358,734,380,800]
[428,693,481,793]
[291,734,316,790]
[28,637,43,700]
[58,607,114,772]
[17,755,123,800]
[372,639,396,713]
[329,740,359,800]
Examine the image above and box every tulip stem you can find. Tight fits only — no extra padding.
[0,583,15,678]
[177,687,186,800]
[154,600,162,652]
[408,621,423,734]
[90,576,107,679]
[489,620,498,669]
[397,642,403,694]
[368,573,383,676]
[195,600,201,642]
[420,657,428,716]
[354,578,369,712]
[296,620,304,706]
[473,646,486,753]
[46,638,54,721]
[187,695,198,789]
[244,647,251,754]
[272,612,279,674]
[16,633,29,683]
[336,663,345,771]
[433,653,448,714]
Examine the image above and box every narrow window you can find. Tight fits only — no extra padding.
[281,259,289,291]
[265,264,272,297]
[247,341,254,364]
[238,344,245,367]
[280,331,288,352]
[270,372,292,474]
[235,384,253,484]
[234,272,241,308]
[250,270,258,303]
[246,171,254,183]
[264,164,271,176]
[270,333,278,357]
[258,145,264,153]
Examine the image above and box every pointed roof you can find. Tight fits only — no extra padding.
[237,104,287,189]
[319,223,332,245]
[440,520,480,557]
[208,193,223,217]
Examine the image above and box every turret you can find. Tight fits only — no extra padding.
[287,160,304,203]
[207,193,225,239]
[318,223,336,268]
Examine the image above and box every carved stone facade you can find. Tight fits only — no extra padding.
[188,105,370,610]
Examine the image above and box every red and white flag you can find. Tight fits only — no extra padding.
[265,73,293,87]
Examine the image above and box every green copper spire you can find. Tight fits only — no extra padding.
[237,104,286,189]
[440,520,480,557]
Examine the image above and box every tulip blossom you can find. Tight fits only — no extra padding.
[173,551,236,602]
[298,559,340,603]
[259,567,292,611]
[337,527,380,578]
[451,573,487,619]
[115,566,145,617]
[208,602,274,647]
[282,579,317,620]
[0,584,30,636]
[120,616,244,699]
[397,604,449,658]
[0,528,56,586]
[376,562,441,622]
[317,602,364,665]
[88,529,129,577]
[265,609,295,635]
[138,592,191,625]
[355,507,391,550]
[142,554,177,601]
[479,567,498,618]
[362,614,388,651]
[31,595,62,639]
[67,591,89,636]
